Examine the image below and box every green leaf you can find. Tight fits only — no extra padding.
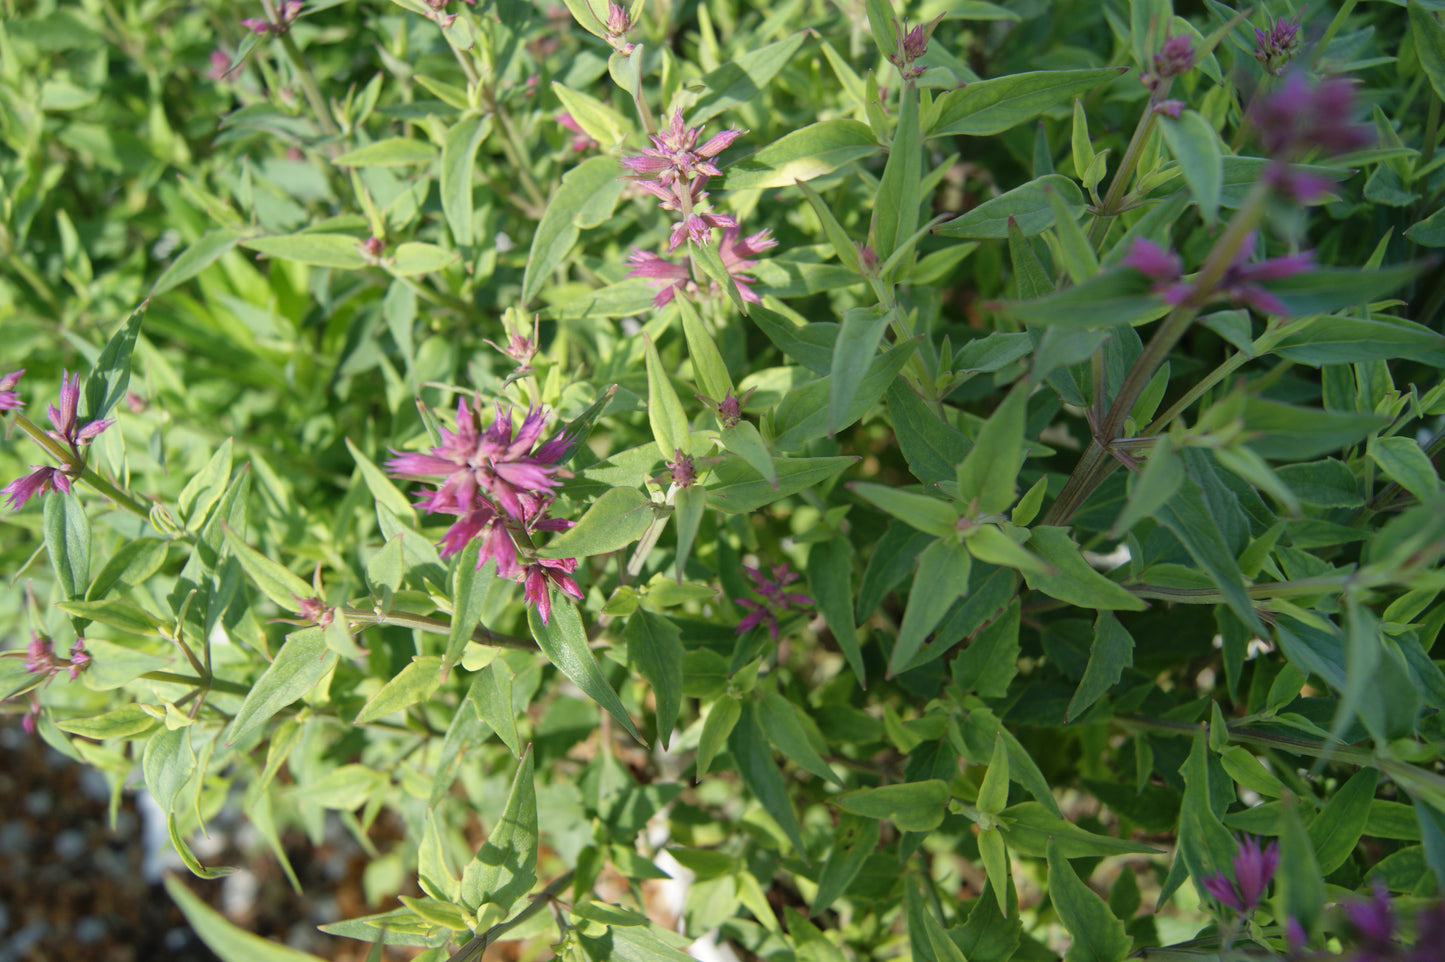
[759,689,842,786]
[1243,398,1387,461]
[892,540,971,676]
[691,31,810,125]
[937,174,1084,238]
[728,700,807,853]
[1023,527,1146,611]
[242,233,368,269]
[1276,794,1326,935]
[1410,0,1445,104]
[850,483,958,538]
[88,537,168,600]
[79,638,172,691]
[521,154,624,305]
[992,269,1168,329]
[334,137,438,167]
[55,599,164,636]
[1153,483,1262,631]
[80,304,144,424]
[808,534,864,684]
[874,83,921,265]
[346,436,415,520]
[355,655,443,724]
[178,438,233,528]
[965,524,1051,578]
[1010,216,1053,298]
[978,731,1011,815]
[956,383,1028,513]
[811,814,879,914]
[865,0,899,63]
[388,242,459,277]
[952,599,1021,698]
[1047,839,1132,962]
[165,875,327,962]
[772,339,919,450]
[440,116,490,247]
[1046,183,1099,283]
[886,379,972,488]
[837,779,950,832]
[750,302,837,374]
[552,82,628,149]
[624,610,683,750]
[999,802,1158,858]
[722,120,878,189]
[928,68,1126,138]
[1308,767,1378,874]
[1066,612,1135,722]
[44,492,91,602]
[470,661,521,757]
[1110,436,1184,536]
[706,455,857,513]
[1369,436,1440,502]
[831,308,893,435]
[678,296,734,403]
[143,726,195,811]
[530,602,643,743]
[697,696,741,777]
[1273,315,1445,366]
[223,525,313,610]
[1158,110,1222,227]
[718,421,777,489]
[644,334,691,460]
[445,540,494,675]
[228,628,339,745]
[538,487,657,558]
[673,483,705,580]
[56,704,159,740]
[692,237,749,316]
[978,827,1010,918]
[1256,262,1428,318]
[460,747,538,914]
[151,230,240,296]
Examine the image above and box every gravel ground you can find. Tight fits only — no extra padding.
[0,724,424,962]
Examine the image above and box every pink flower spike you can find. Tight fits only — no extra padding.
[3,466,71,510]
[66,640,89,680]
[0,369,23,411]
[1201,872,1245,912]
[240,16,273,33]
[1122,238,1183,284]
[1153,99,1185,118]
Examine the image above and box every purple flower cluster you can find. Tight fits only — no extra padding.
[1,371,114,511]
[241,0,302,35]
[1123,232,1313,316]
[888,16,943,80]
[735,562,813,640]
[1252,73,1373,201]
[1255,16,1302,75]
[25,634,89,684]
[621,110,775,307]
[1142,33,1195,90]
[628,225,776,308]
[386,399,582,623]
[1200,834,1278,913]
[1289,882,1445,962]
[696,387,755,429]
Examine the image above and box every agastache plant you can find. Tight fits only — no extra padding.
[1,371,113,511]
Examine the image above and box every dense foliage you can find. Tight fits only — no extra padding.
[4,0,1445,960]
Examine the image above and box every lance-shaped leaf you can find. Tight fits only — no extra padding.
[956,382,1028,513]
[678,296,734,403]
[222,525,313,610]
[728,700,807,854]
[719,421,776,489]
[808,534,864,685]
[928,67,1126,138]
[460,747,538,915]
[151,231,240,297]
[44,492,91,603]
[356,655,444,724]
[1066,612,1135,722]
[537,487,657,559]
[811,814,880,914]
[831,307,893,435]
[440,116,490,248]
[1047,838,1132,962]
[530,602,643,743]
[81,304,144,422]
[645,334,692,460]
[891,539,971,676]
[165,875,327,962]
[837,779,950,832]
[850,482,959,538]
[707,455,857,513]
[722,119,878,189]
[797,179,862,272]
[228,628,339,745]
[874,83,921,265]
[990,269,1169,329]
[1158,110,1222,227]
[937,174,1084,238]
[623,610,683,749]
[1023,527,1146,611]
[521,154,624,305]
[445,539,494,675]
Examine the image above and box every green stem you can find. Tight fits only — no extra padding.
[337,606,536,651]
[1144,349,1248,435]
[1086,99,1161,249]
[446,870,576,962]
[487,95,548,213]
[258,0,339,139]
[12,415,156,522]
[140,671,250,696]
